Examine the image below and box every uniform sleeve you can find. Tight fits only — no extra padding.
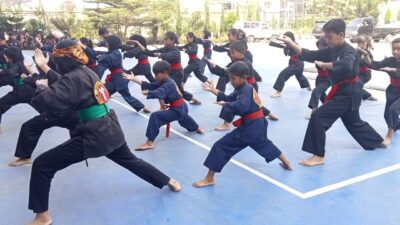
[31,75,77,112]
[369,58,391,70]
[213,44,229,52]
[300,48,329,63]
[147,82,172,99]
[84,48,97,60]
[141,81,161,91]
[209,64,227,77]
[269,42,285,49]
[160,49,180,61]
[217,91,237,102]
[123,47,141,58]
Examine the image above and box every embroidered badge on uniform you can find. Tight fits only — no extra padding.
[253,89,262,107]
[94,81,110,104]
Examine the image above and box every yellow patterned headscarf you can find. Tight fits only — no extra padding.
[53,43,89,65]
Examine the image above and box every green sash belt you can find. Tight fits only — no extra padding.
[78,104,110,122]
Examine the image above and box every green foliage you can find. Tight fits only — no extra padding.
[384,8,392,24]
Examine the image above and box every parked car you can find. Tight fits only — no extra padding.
[372,22,400,42]
[233,21,279,42]
[346,17,374,42]
[312,21,326,39]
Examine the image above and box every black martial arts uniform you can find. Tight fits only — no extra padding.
[123,46,155,82]
[28,66,172,213]
[270,42,310,92]
[141,77,199,141]
[0,61,37,124]
[196,38,213,75]
[203,82,281,172]
[369,57,400,131]
[358,50,373,100]
[13,70,80,160]
[180,42,208,83]
[144,46,194,102]
[301,42,383,157]
[308,66,331,109]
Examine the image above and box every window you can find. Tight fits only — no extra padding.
[251,22,259,28]
[244,22,251,28]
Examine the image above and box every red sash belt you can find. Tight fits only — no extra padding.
[138,58,149,65]
[317,68,328,77]
[391,78,400,87]
[87,63,97,68]
[233,108,264,127]
[171,62,183,70]
[359,65,369,73]
[290,55,298,63]
[204,48,211,52]
[247,77,256,85]
[189,54,198,60]
[163,98,185,138]
[105,68,124,83]
[324,76,359,104]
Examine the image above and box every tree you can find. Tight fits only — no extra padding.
[255,2,261,21]
[397,8,400,21]
[384,8,392,24]
[204,0,210,30]
[176,0,182,36]
[219,6,225,35]
[246,0,255,21]
[224,12,238,31]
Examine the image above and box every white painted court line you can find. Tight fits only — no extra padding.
[111,99,400,199]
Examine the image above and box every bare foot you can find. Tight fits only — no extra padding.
[382,137,392,147]
[28,212,52,225]
[304,114,311,120]
[142,107,151,113]
[270,91,282,98]
[9,158,32,167]
[267,113,279,121]
[135,142,154,151]
[279,163,293,170]
[189,98,202,105]
[192,178,215,188]
[299,155,325,166]
[167,179,181,192]
[306,86,312,91]
[214,123,230,131]
[196,128,204,134]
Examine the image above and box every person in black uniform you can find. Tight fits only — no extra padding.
[27,40,181,225]
[123,34,155,82]
[355,36,377,101]
[362,38,400,146]
[305,37,331,119]
[193,61,292,188]
[270,31,311,98]
[197,30,213,75]
[79,37,98,75]
[0,46,37,133]
[8,51,80,167]
[278,19,385,166]
[180,32,209,84]
[144,31,201,105]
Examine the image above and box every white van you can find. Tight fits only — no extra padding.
[233,21,279,42]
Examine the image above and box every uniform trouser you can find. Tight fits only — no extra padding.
[254,69,263,82]
[359,71,372,100]
[302,97,384,157]
[384,87,400,130]
[14,113,80,159]
[127,64,156,83]
[146,105,199,141]
[105,75,144,111]
[308,77,330,109]
[28,141,170,213]
[204,123,281,172]
[200,52,212,75]
[183,61,208,83]
[170,69,193,101]
[0,89,33,123]
[273,64,310,92]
